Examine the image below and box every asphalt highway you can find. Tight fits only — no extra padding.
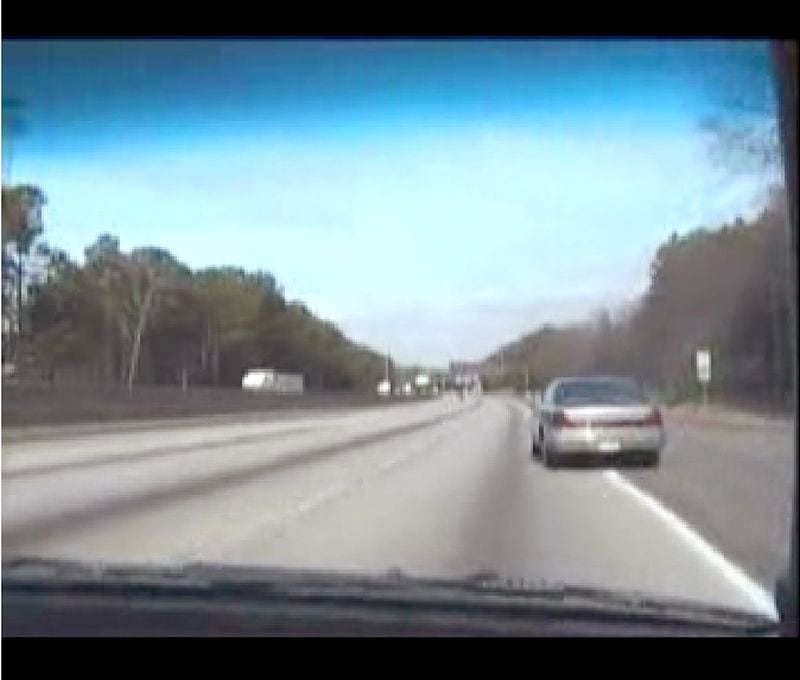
[3,394,792,619]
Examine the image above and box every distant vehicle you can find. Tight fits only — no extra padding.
[414,374,430,389]
[242,368,304,394]
[377,379,391,396]
[530,376,664,468]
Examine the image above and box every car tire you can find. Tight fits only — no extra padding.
[645,450,660,467]
[542,439,558,469]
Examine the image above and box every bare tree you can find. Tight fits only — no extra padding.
[698,42,782,175]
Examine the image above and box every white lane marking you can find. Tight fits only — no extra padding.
[602,469,778,620]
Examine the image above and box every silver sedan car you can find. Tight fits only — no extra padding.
[531,376,665,467]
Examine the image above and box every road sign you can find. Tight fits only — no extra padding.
[696,348,711,383]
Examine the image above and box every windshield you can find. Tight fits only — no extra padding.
[554,379,647,406]
[2,39,795,629]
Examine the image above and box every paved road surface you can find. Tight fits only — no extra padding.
[2,394,792,619]
[627,412,794,588]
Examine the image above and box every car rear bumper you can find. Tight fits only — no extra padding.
[548,425,665,455]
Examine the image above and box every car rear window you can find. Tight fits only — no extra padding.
[554,380,646,406]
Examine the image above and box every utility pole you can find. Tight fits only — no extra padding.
[384,350,393,388]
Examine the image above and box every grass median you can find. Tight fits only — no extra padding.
[1,382,429,430]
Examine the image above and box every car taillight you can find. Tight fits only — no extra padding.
[643,409,662,427]
[552,410,579,428]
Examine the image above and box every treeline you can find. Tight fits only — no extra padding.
[2,184,387,391]
[484,189,794,409]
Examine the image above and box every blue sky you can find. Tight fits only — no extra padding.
[1,40,781,365]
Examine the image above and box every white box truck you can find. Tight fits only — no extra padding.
[242,368,304,394]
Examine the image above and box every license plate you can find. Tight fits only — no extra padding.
[598,440,622,453]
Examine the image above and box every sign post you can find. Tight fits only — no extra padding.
[696,348,711,407]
